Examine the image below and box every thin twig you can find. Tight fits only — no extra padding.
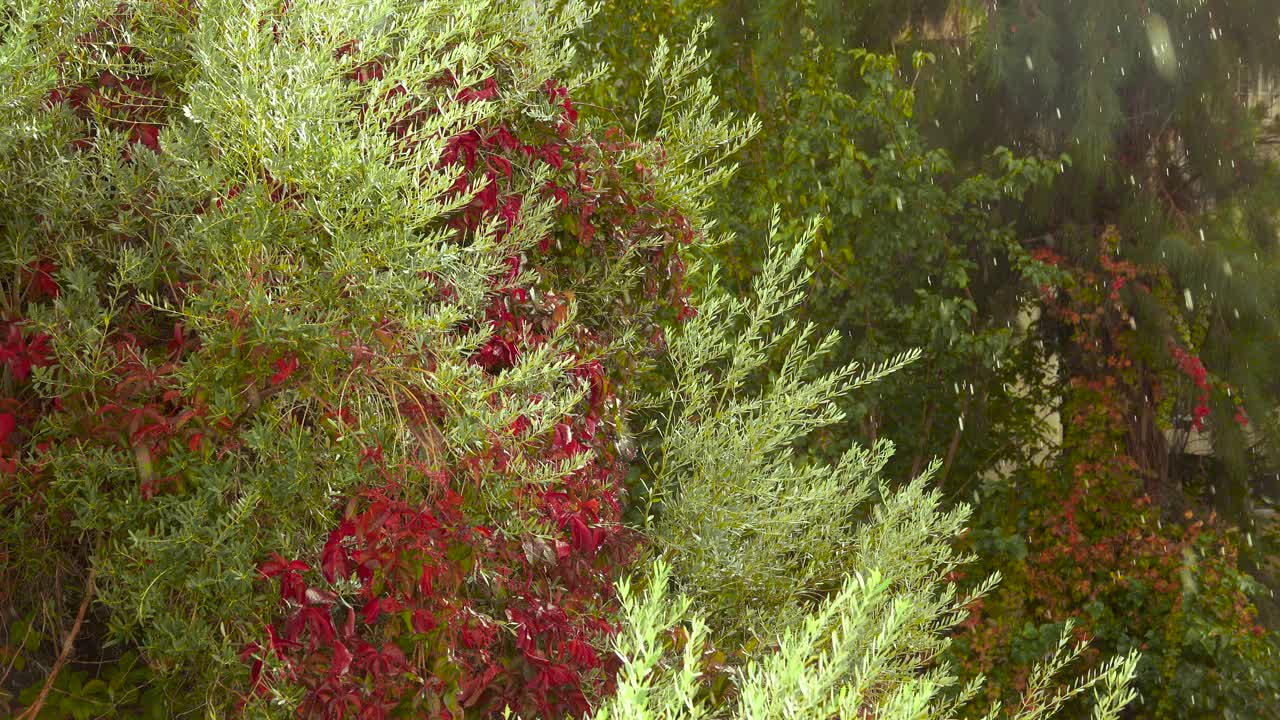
[937,396,971,489]
[0,618,34,688]
[910,400,938,478]
[18,565,98,720]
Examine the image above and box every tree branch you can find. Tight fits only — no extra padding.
[19,564,98,720]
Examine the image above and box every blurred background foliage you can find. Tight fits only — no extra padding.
[581,1,1280,717]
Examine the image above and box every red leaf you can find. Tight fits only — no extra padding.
[488,154,512,178]
[0,413,16,446]
[411,608,436,633]
[26,260,60,298]
[239,641,262,663]
[553,423,572,449]
[456,77,498,104]
[565,638,598,668]
[535,663,577,689]
[341,607,355,639]
[460,664,501,707]
[491,126,520,151]
[330,641,353,677]
[477,175,499,212]
[129,123,161,152]
[303,605,336,647]
[568,515,601,556]
[358,445,383,469]
[361,596,400,624]
[259,552,309,578]
[321,531,351,583]
[417,562,438,596]
[2,330,54,382]
[167,322,199,357]
[510,414,532,436]
[264,624,300,655]
[271,355,300,385]
[281,571,309,604]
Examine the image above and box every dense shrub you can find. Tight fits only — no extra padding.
[590,229,1139,720]
[953,229,1280,718]
[0,0,749,715]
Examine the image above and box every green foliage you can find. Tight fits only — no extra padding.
[595,238,1140,719]
[957,378,1280,719]
[588,0,1070,486]
[643,212,933,643]
[711,27,1067,488]
[584,2,1280,718]
[922,0,1280,524]
[1,0,589,680]
[0,0,751,715]
[1,1,1271,718]
[950,230,1280,719]
[1,611,175,719]
[595,561,1139,720]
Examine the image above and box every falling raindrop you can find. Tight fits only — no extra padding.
[1146,14,1178,80]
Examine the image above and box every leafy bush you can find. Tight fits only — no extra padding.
[0,0,748,715]
[953,229,1280,719]
[583,5,1280,718]
[597,231,1140,720]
